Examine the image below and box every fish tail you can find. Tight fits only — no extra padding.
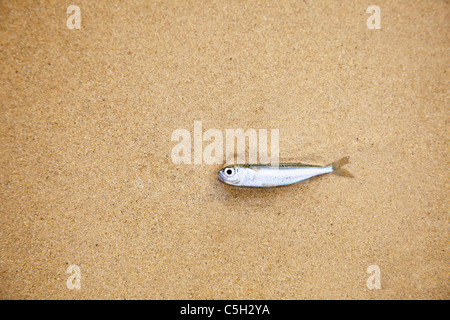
[327,156,354,178]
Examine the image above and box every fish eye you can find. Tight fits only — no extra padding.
[225,168,234,176]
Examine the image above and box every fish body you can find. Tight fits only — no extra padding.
[218,157,353,187]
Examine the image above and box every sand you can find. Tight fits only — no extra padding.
[0,0,448,299]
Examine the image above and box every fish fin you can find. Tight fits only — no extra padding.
[327,156,354,178]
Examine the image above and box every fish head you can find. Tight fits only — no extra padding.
[218,165,247,186]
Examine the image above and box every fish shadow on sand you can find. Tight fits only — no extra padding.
[217,173,326,202]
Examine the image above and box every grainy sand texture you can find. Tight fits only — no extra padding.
[0,0,448,299]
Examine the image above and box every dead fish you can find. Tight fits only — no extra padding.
[218,156,353,187]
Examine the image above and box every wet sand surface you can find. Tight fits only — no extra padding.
[0,0,448,299]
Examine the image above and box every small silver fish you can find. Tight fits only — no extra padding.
[218,157,353,187]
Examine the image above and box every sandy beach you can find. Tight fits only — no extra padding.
[0,0,448,299]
